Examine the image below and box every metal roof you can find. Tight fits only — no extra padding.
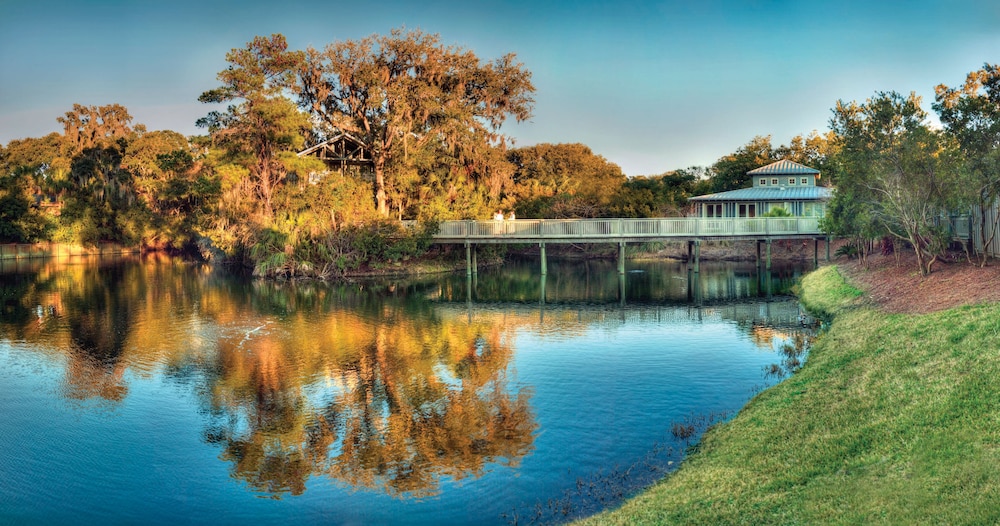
[747,159,820,175]
[689,186,833,202]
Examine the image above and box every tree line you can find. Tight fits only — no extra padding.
[1,28,997,277]
[824,64,1000,275]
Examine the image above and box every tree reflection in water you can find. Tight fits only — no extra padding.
[191,280,537,499]
[0,255,811,503]
[62,263,135,401]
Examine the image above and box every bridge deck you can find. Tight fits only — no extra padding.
[412,217,826,244]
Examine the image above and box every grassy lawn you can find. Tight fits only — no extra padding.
[580,265,1000,525]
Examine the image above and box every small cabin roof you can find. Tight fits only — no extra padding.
[297,132,367,157]
[747,159,820,176]
[689,186,833,202]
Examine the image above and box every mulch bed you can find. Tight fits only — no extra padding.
[837,250,1000,314]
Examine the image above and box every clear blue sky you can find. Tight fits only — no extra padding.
[1,0,998,176]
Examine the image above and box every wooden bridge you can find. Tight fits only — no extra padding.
[424,217,824,243]
[406,218,831,275]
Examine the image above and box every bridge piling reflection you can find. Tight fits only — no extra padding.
[618,273,626,307]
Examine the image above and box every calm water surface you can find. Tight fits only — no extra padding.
[0,255,814,525]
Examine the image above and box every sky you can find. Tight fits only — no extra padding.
[1,0,998,176]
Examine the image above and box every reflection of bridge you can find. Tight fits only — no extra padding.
[434,299,812,331]
[406,218,831,275]
[438,264,799,318]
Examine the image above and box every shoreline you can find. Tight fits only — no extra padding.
[577,258,1000,524]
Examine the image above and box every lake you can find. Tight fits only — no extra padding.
[0,254,814,525]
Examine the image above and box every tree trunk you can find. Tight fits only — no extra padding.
[978,198,997,268]
[374,159,388,217]
[910,234,929,276]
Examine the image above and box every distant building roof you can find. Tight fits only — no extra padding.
[747,159,820,175]
[689,186,833,202]
[297,132,367,157]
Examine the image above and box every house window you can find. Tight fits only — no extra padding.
[788,178,796,185]
[771,178,778,186]
[803,202,825,217]
[801,178,808,185]
[706,203,723,218]
[738,203,756,218]
[758,178,765,186]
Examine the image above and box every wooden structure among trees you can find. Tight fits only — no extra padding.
[297,132,374,181]
[689,160,832,219]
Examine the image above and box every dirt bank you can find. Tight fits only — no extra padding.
[838,250,1000,314]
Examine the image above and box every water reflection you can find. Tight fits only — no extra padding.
[445,257,804,307]
[0,255,815,523]
[0,256,535,498]
[198,307,535,498]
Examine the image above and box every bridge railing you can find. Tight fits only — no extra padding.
[422,217,824,240]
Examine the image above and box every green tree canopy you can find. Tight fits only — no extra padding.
[606,167,710,218]
[199,34,310,220]
[934,63,1000,266]
[710,135,775,192]
[708,133,837,193]
[297,28,535,217]
[829,91,962,275]
[55,104,151,245]
[507,143,625,218]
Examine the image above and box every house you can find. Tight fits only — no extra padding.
[297,132,374,183]
[689,159,832,218]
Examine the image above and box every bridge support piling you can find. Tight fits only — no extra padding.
[756,240,762,268]
[766,239,772,270]
[686,241,693,268]
[618,242,626,275]
[472,245,477,275]
[539,242,547,276]
[465,242,472,277]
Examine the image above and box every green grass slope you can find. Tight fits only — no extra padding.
[580,265,1000,525]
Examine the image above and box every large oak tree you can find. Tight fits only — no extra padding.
[297,28,535,216]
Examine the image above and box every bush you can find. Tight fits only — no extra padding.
[248,219,440,279]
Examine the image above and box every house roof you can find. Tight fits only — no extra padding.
[747,159,820,175]
[297,132,367,157]
[689,186,833,202]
